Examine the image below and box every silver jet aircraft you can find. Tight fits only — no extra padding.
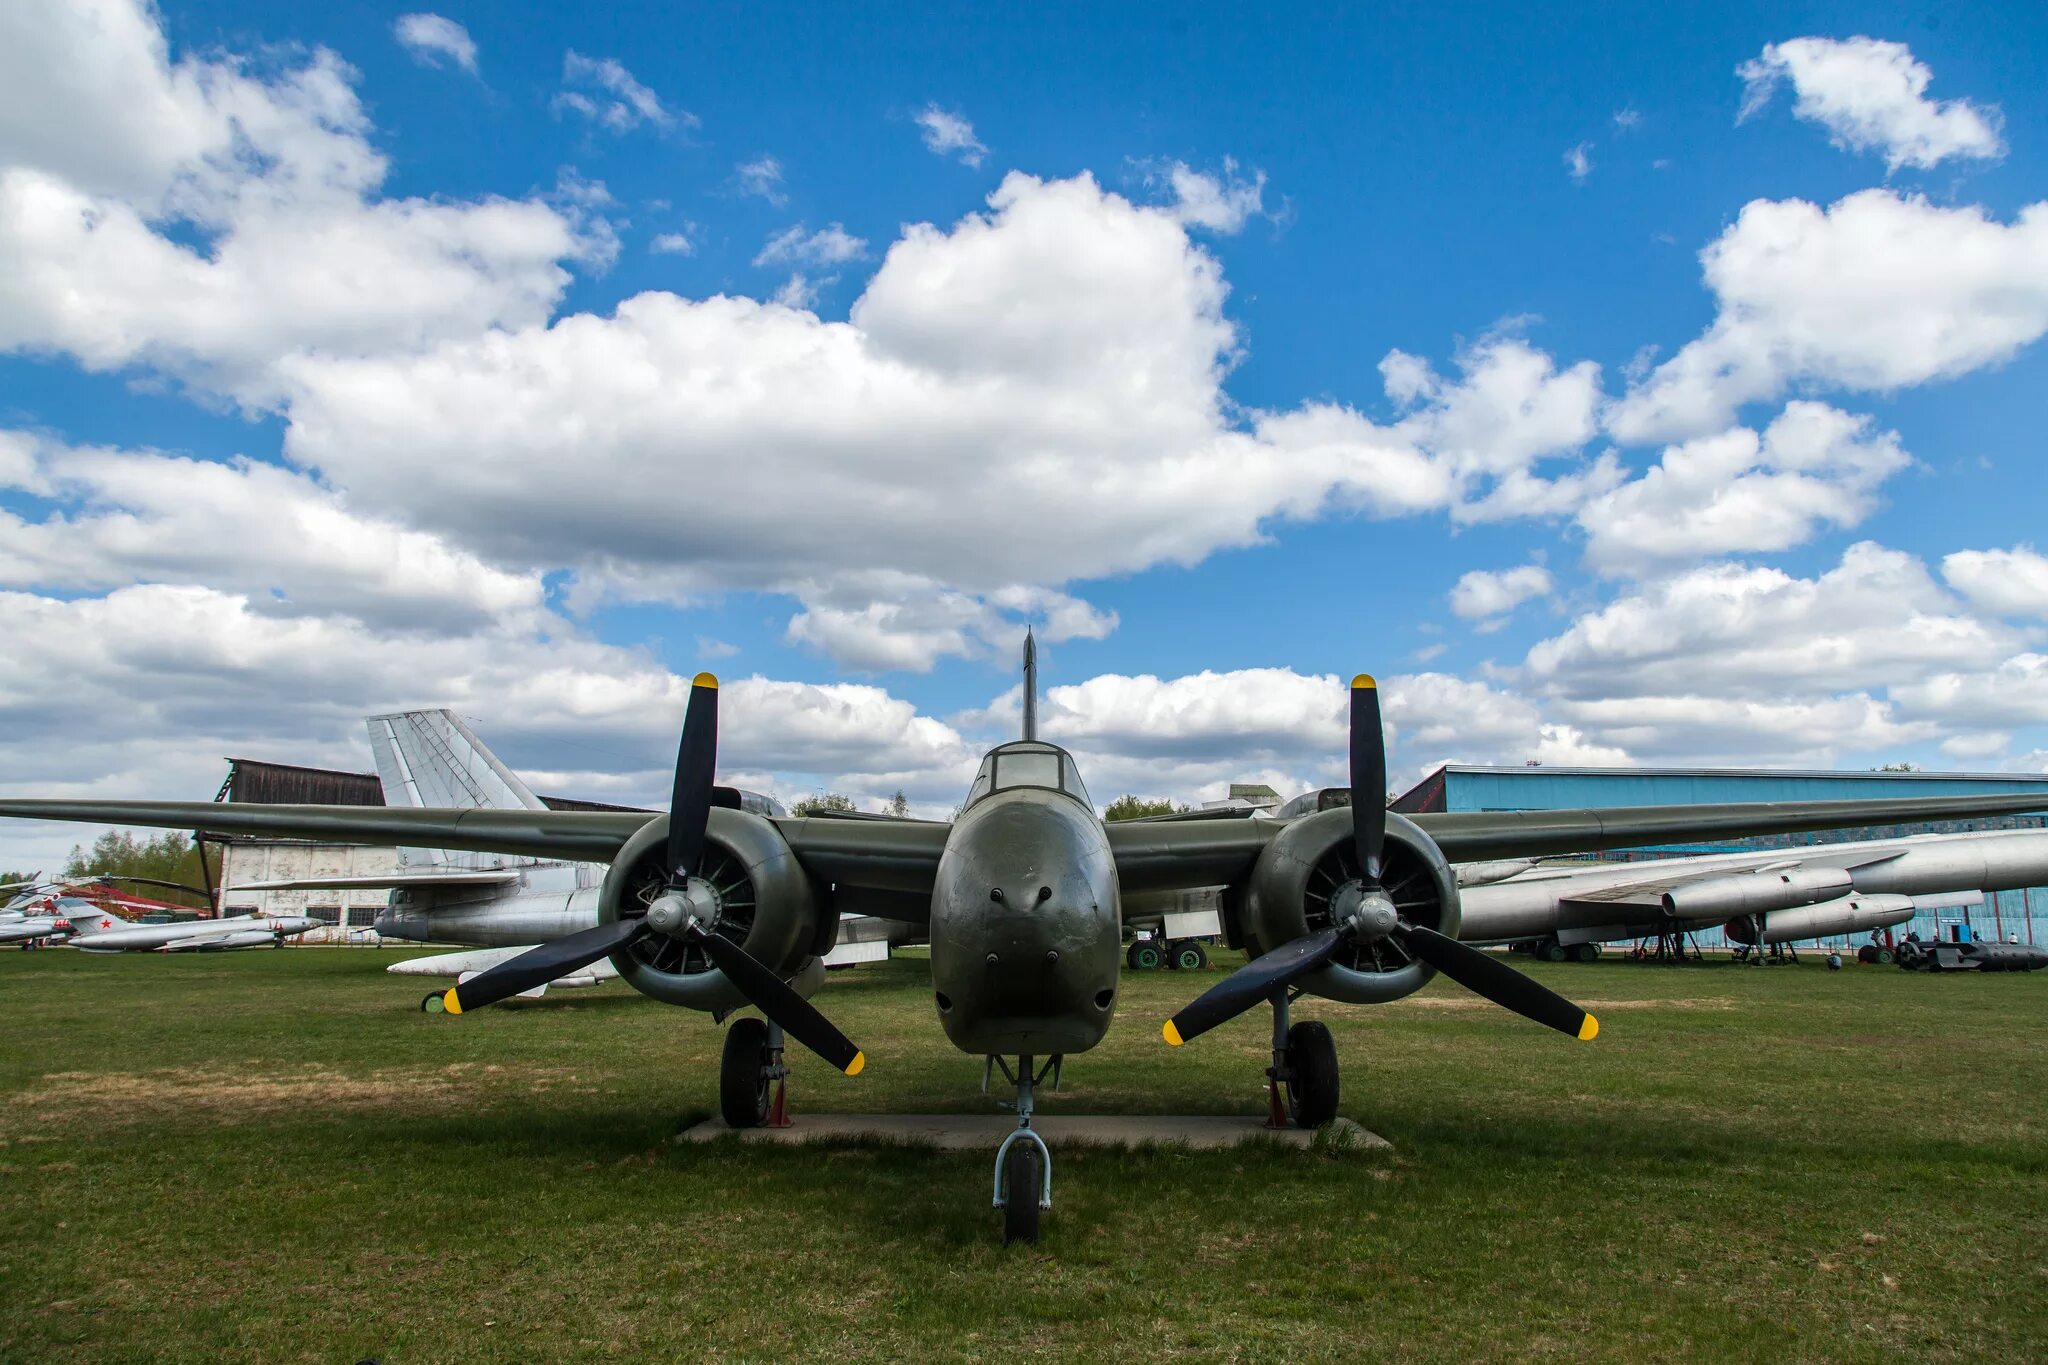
[62,904,320,952]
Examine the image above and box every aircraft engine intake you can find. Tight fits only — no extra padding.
[598,807,823,1011]
[1723,893,1914,946]
[1242,806,1462,1005]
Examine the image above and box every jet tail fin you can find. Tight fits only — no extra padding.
[365,710,546,868]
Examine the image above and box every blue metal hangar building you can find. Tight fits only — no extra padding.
[1391,765,2048,947]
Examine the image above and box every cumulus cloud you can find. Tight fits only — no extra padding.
[1564,142,1593,184]
[0,0,596,406]
[650,230,694,255]
[753,222,867,268]
[1610,190,2048,442]
[1152,159,1269,234]
[1737,36,2003,171]
[393,14,478,74]
[733,156,786,206]
[914,106,987,167]
[1942,546,2048,619]
[1580,402,1910,573]
[1449,564,1552,623]
[554,51,685,134]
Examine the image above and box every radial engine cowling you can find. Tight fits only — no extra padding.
[1243,807,1461,1005]
[599,807,829,1011]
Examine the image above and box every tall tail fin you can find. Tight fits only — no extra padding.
[365,711,545,869]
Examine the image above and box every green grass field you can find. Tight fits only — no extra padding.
[3,946,2045,1362]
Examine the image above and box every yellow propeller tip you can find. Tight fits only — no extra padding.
[693,672,719,690]
[1578,1014,1599,1041]
[1162,1020,1184,1047]
[441,989,463,1016]
[844,1051,865,1077]
[1351,673,1377,690]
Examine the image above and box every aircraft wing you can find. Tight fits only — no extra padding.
[228,870,524,891]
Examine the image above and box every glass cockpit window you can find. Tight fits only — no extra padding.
[966,758,995,806]
[995,751,1061,791]
[1060,755,1091,807]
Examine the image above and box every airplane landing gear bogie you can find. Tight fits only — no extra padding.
[721,1017,790,1130]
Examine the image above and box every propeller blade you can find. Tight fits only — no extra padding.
[1162,929,1341,1046]
[443,918,649,1015]
[666,673,720,880]
[687,925,865,1075]
[1395,923,1598,1040]
[1350,675,1387,887]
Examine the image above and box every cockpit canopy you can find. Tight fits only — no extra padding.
[964,741,1092,812]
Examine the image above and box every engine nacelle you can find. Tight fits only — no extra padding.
[1723,893,1914,946]
[1662,866,1853,920]
[1243,807,1460,1006]
[599,807,827,1011]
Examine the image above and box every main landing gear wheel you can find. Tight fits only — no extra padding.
[1129,941,1164,971]
[721,1017,772,1129]
[1172,941,1208,971]
[1001,1140,1043,1246]
[1570,942,1601,964]
[1535,939,1568,963]
[420,992,445,1013]
[1284,1020,1339,1129]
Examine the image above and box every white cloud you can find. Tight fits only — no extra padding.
[555,51,685,134]
[914,106,986,167]
[1613,107,1641,132]
[1155,159,1268,234]
[1564,142,1593,184]
[769,272,823,310]
[650,230,694,255]
[1942,546,2048,619]
[394,14,477,74]
[753,223,867,268]
[733,156,787,206]
[1449,564,1552,621]
[1610,190,2048,442]
[1580,402,1910,574]
[1737,36,2003,171]
[0,432,541,631]
[0,0,596,406]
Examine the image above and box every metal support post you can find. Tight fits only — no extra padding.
[1264,990,1292,1129]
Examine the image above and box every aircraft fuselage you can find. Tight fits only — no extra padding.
[930,764,1121,1057]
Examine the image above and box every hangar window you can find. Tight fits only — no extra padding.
[345,907,379,928]
[306,906,342,925]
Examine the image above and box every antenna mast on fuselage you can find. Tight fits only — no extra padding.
[1022,629,1037,742]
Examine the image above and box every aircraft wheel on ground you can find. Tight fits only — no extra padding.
[1284,1020,1339,1129]
[1571,943,1601,963]
[1132,942,1164,971]
[420,993,445,1013]
[720,1017,772,1129]
[1125,943,1143,970]
[1172,941,1206,971]
[1536,940,1568,964]
[1189,941,1210,969]
[1001,1141,1042,1246]
[1875,948,1894,964]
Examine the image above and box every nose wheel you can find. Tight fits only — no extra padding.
[989,1053,1059,1244]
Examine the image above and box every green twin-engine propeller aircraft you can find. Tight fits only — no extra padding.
[7,657,2048,1244]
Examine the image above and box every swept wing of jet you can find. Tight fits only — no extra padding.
[8,653,2048,1242]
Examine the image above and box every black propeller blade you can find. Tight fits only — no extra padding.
[688,925,865,1075]
[1392,922,1597,1040]
[1349,674,1386,887]
[443,917,650,1014]
[1165,668,1599,1049]
[667,672,720,879]
[1162,929,1339,1046]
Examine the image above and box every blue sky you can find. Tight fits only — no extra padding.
[3,1,2048,863]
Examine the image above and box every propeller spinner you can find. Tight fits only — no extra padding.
[1163,673,1599,1048]
[440,673,866,1076]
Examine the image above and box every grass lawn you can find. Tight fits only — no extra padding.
[2,945,2045,1362]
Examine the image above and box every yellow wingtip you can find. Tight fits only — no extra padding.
[693,671,719,690]
[1578,1014,1599,1041]
[1162,1019,1184,1047]
[844,1051,865,1077]
[441,989,463,1016]
[1352,673,1377,690]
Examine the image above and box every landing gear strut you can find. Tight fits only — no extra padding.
[721,1017,792,1129]
[989,1053,1059,1245]
[1262,991,1339,1129]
